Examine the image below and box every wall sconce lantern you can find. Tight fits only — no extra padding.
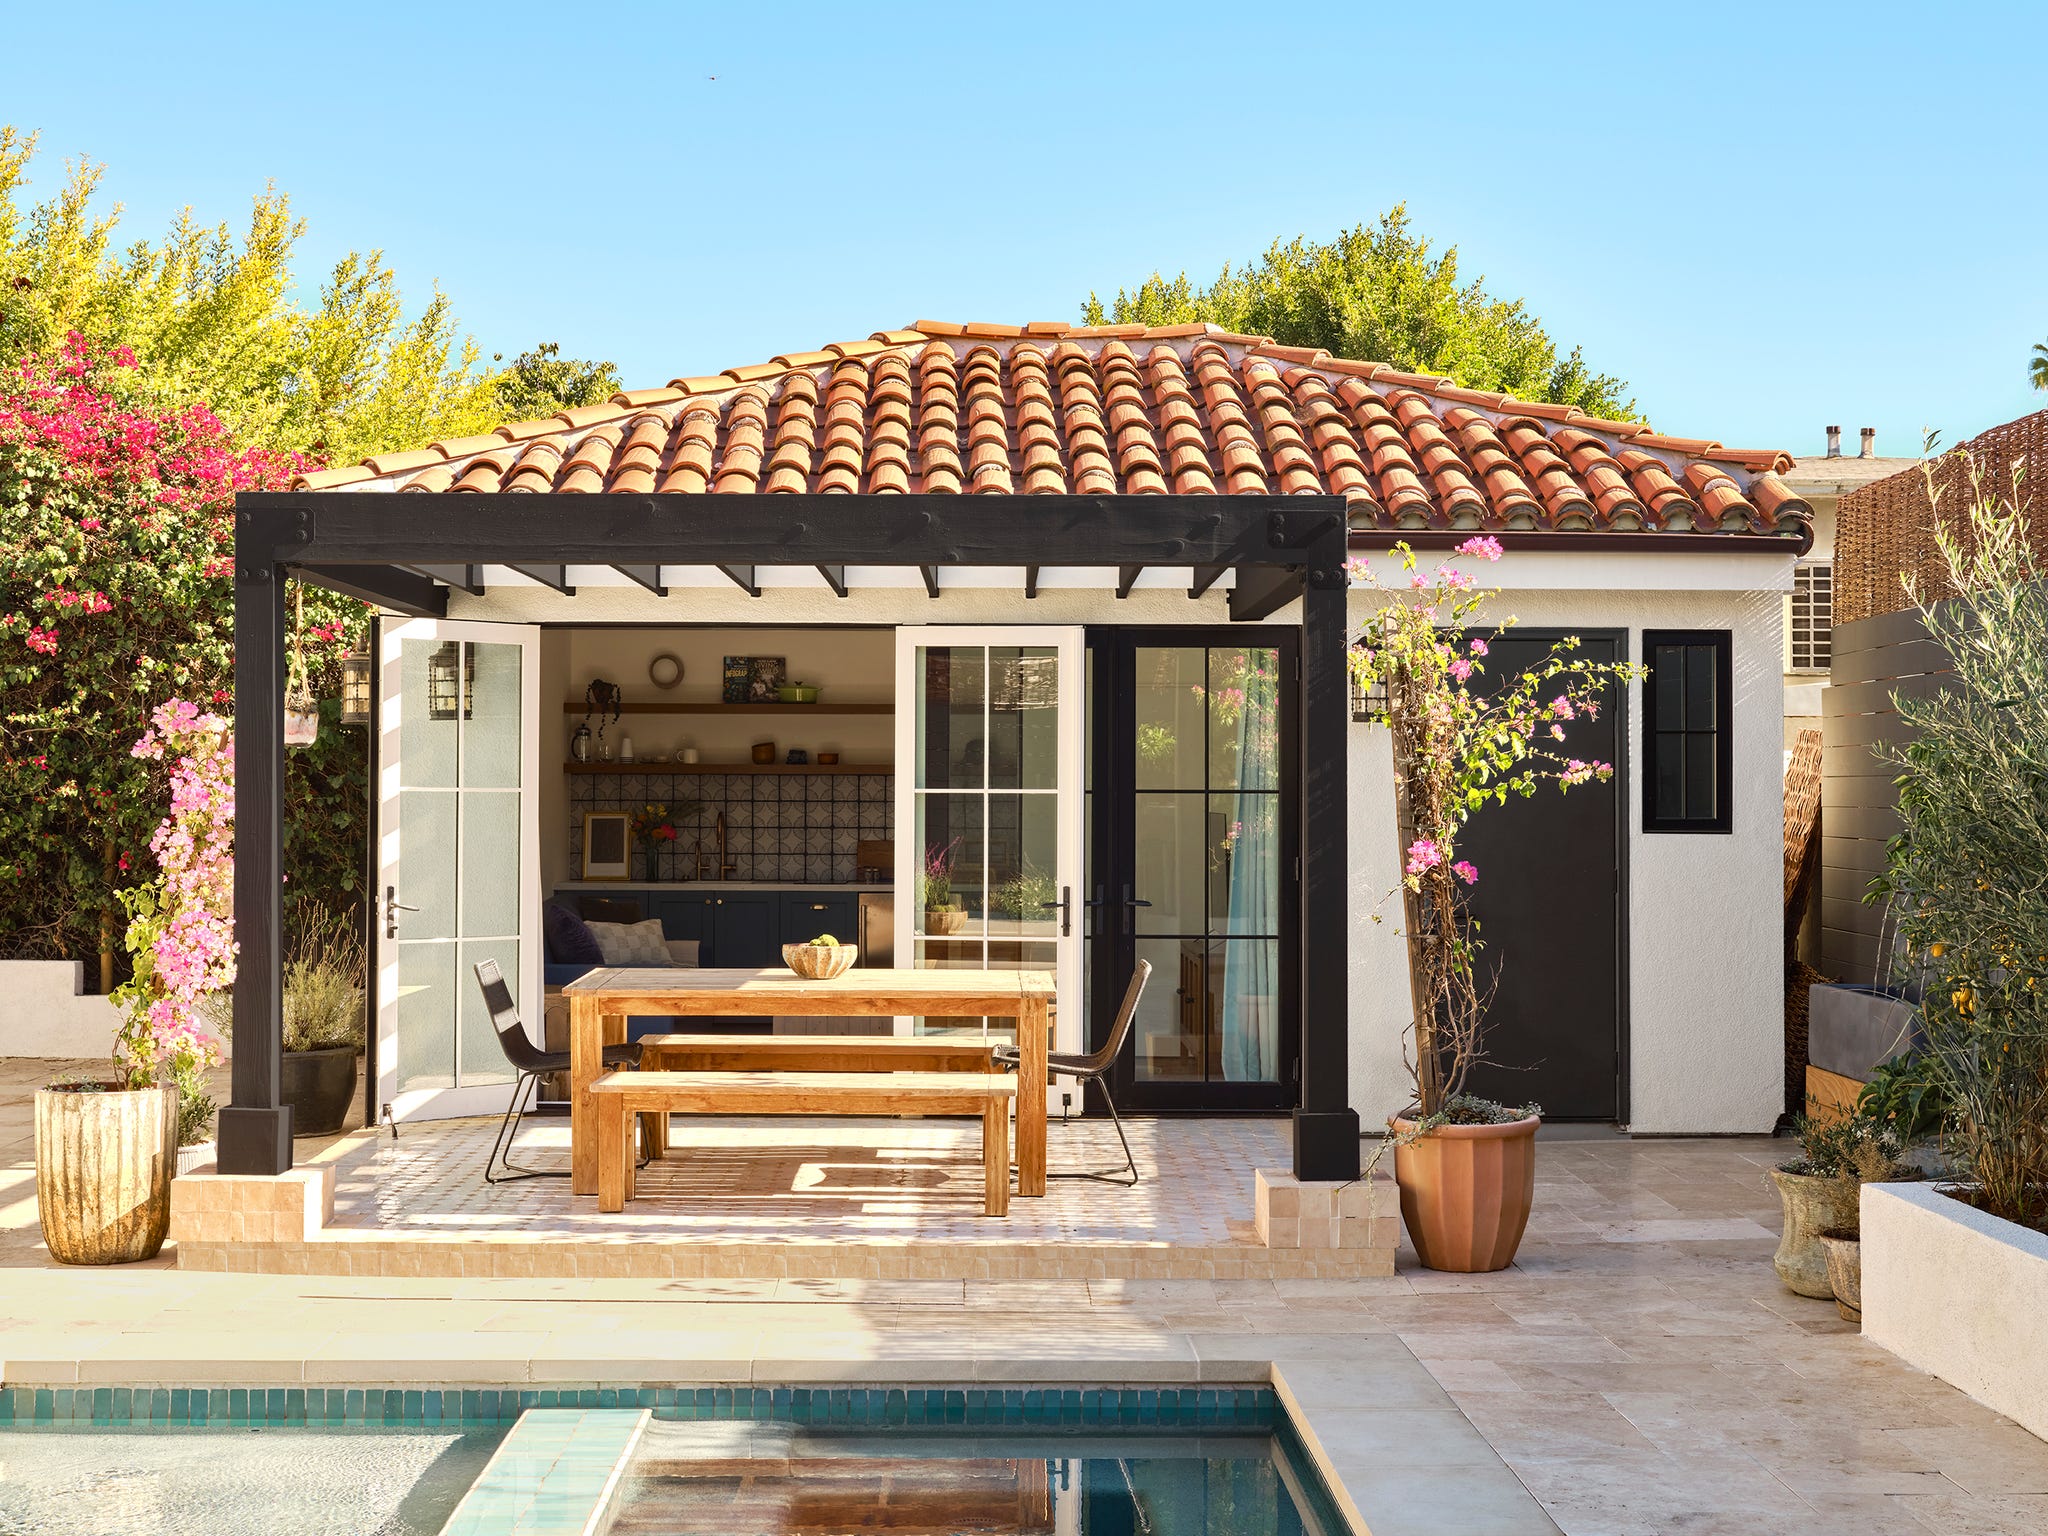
[1349,642,1388,722]
[426,642,472,722]
[339,652,372,725]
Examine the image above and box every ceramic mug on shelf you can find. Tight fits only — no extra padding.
[752,741,776,765]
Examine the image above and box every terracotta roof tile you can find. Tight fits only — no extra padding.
[301,320,1804,540]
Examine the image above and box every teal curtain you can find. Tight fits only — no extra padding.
[1221,653,1279,1081]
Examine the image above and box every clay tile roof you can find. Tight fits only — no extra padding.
[299,321,1806,542]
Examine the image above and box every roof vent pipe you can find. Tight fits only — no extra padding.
[1860,427,1875,458]
[1826,425,1842,458]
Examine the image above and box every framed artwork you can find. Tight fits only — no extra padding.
[723,655,787,704]
[581,811,631,880]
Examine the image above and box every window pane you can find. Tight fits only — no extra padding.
[399,640,458,789]
[1134,647,1205,790]
[1652,647,1687,730]
[1134,793,1206,935]
[1654,732,1687,821]
[914,791,984,930]
[985,792,1059,938]
[1207,646,1280,791]
[1212,939,1282,1082]
[1684,645,1718,730]
[1213,793,1281,936]
[461,642,523,789]
[987,647,1059,790]
[916,647,985,790]
[1134,937,1205,1082]
[1684,733,1719,822]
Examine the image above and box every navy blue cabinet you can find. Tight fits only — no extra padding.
[652,893,715,951]
[781,891,858,948]
[710,892,776,968]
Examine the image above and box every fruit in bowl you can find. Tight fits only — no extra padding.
[783,935,857,979]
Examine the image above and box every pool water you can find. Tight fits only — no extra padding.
[0,1426,504,1536]
[613,1418,1343,1536]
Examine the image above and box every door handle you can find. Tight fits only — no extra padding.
[383,884,419,940]
[1038,885,1073,937]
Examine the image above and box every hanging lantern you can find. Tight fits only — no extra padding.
[339,652,372,725]
[426,641,473,722]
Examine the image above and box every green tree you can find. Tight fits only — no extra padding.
[1083,206,1638,420]
[493,341,622,421]
[2030,340,2048,390]
[0,127,622,466]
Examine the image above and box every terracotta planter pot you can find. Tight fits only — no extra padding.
[1391,1113,1539,1273]
[281,1047,359,1137]
[1818,1227,1862,1323]
[34,1083,177,1265]
[1769,1167,1860,1298]
[925,908,967,936]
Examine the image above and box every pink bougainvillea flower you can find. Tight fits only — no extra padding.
[1455,535,1505,562]
[1549,695,1576,720]
[1452,861,1479,886]
[1469,638,1489,656]
[1405,838,1443,876]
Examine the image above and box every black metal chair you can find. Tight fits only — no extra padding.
[474,958,645,1185]
[993,959,1151,1186]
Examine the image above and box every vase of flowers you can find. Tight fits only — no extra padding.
[1353,539,1642,1272]
[38,700,230,1264]
[921,839,967,934]
[631,801,701,882]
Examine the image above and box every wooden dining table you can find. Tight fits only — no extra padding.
[562,966,1056,1199]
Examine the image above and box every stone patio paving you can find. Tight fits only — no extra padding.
[4,1058,2047,1533]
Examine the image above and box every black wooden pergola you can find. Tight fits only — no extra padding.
[224,491,1362,1182]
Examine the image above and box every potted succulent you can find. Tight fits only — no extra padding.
[922,839,967,935]
[38,700,230,1265]
[1771,1107,1914,1306]
[1353,539,1641,1272]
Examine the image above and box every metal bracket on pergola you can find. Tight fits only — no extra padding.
[220,493,1361,1183]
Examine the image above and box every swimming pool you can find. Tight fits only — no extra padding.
[0,1386,1348,1535]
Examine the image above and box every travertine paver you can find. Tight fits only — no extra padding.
[3,1058,2044,1533]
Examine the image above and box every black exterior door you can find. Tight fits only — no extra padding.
[1090,628,1300,1113]
[1455,632,1626,1121]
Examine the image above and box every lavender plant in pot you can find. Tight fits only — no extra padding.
[1352,539,1641,1272]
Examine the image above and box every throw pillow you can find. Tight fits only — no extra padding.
[543,901,605,966]
[664,939,701,967]
[585,918,672,965]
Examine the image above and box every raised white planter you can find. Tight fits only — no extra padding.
[0,961,122,1058]
[1863,1181,2048,1437]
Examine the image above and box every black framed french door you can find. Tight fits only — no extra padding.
[1087,628,1300,1113]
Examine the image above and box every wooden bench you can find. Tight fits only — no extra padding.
[587,1070,1017,1217]
[638,1033,997,1073]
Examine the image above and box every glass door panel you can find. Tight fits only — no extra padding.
[376,618,538,1122]
[896,629,1083,1052]
[1125,641,1288,1091]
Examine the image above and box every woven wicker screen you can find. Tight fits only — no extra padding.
[1836,409,2048,626]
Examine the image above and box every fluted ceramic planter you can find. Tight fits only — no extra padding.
[1392,1113,1540,1272]
[1769,1167,1860,1298]
[1818,1228,1862,1322]
[34,1083,177,1265]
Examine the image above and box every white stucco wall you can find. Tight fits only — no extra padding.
[1346,584,1787,1135]
[0,961,122,1058]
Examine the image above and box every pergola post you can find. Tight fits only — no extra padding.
[219,520,294,1175]
[1293,544,1362,1181]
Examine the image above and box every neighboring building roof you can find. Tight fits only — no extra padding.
[1778,456,1920,496]
[300,321,1810,540]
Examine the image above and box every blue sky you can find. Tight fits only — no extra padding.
[5,1,2044,459]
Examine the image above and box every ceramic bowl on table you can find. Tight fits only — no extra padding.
[782,942,858,980]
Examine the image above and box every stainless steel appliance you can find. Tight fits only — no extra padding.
[858,891,894,968]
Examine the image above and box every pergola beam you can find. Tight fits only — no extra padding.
[508,563,574,595]
[919,565,940,598]
[1024,565,1040,599]
[815,564,848,598]
[1116,564,1143,599]
[613,564,668,597]
[293,564,448,618]
[1228,565,1304,623]
[1189,565,1227,600]
[401,563,485,596]
[716,564,760,597]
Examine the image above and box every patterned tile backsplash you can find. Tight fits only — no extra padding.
[570,772,892,884]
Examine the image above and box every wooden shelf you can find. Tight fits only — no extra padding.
[564,761,886,775]
[562,701,891,716]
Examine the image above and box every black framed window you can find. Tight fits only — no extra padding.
[1643,630,1732,833]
